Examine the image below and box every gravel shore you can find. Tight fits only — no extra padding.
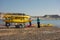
[0,27,60,40]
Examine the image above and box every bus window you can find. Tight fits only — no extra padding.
[15,17,25,20]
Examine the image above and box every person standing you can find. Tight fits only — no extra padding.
[29,18,32,27]
[37,17,40,28]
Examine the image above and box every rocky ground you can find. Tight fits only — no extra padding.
[0,27,60,40]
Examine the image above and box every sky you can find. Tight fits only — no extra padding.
[0,0,60,16]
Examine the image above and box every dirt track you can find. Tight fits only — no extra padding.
[0,27,60,40]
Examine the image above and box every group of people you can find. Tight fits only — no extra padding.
[29,17,40,28]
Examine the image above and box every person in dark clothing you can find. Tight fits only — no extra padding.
[29,18,32,27]
[37,17,40,28]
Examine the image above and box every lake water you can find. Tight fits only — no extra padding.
[32,19,60,27]
[0,19,60,27]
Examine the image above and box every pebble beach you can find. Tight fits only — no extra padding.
[0,27,60,40]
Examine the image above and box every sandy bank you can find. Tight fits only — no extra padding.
[0,27,60,40]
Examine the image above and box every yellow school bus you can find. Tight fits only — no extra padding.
[3,13,30,28]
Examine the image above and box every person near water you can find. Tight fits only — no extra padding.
[29,18,32,27]
[37,17,40,28]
